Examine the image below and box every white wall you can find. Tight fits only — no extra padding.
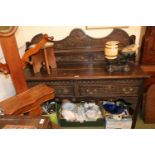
[0,26,144,101]
[0,45,16,101]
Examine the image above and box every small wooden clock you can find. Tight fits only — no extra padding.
[0,26,17,37]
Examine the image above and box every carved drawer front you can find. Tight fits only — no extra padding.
[77,79,142,86]
[27,81,75,97]
[77,80,140,97]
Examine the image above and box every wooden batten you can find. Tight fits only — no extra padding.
[0,35,28,94]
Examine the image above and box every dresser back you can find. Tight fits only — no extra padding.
[53,28,135,67]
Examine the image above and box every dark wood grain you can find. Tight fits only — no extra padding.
[140,27,155,123]
[25,65,147,80]
[53,28,135,67]
[140,26,155,65]
[53,28,131,50]
[143,84,155,123]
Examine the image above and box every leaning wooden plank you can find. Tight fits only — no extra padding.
[0,84,55,115]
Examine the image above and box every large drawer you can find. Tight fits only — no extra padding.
[78,85,139,97]
[77,79,141,97]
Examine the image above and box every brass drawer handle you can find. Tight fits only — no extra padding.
[86,89,90,92]
[63,88,69,94]
[107,85,112,89]
[85,88,97,95]
[122,87,134,94]
[94,89,97,92]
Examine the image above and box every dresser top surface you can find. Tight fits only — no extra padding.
[24,65,148,81]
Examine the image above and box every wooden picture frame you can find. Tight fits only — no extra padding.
[85,26,129,30]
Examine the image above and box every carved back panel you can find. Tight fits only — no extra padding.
[53,28,135,67]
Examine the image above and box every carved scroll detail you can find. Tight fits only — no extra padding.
[53,28,132,50]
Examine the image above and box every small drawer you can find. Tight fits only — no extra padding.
[45,81,75,97]
[52,85,75,96]
[27,81,75,97]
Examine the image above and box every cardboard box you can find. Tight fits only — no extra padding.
[103,109,132,129]
[58,103,104,127]
[105,117,132,129]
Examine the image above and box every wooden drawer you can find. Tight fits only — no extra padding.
[78,85,138,97]
[27,79,142,98]
[77,80,140,97]
[27,81,75,97]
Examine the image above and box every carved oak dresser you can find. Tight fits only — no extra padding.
[24,28,148,128]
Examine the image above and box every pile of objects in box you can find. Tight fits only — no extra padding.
[60,99,102,123]
[41,99,103,127]
[101,99,133,129]
[41,99,134,128]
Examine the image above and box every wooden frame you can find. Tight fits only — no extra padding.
[85,26,129,30]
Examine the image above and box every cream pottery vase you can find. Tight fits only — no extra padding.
[105,41,119,60]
